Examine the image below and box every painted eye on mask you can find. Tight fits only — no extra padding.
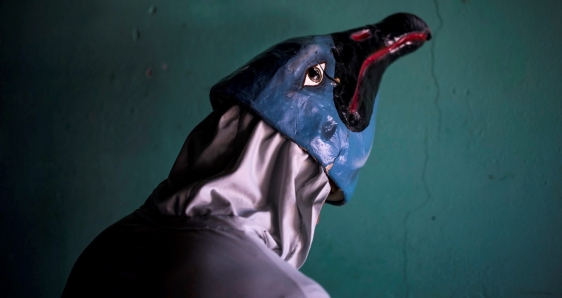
[303,62,325,87]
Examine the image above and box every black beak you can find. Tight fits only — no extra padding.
[331,13,431,132]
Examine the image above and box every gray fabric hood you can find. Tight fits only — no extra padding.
[148,105,332,268]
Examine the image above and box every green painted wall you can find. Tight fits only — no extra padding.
[1,0,560,297]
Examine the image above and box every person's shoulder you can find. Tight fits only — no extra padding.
[162,217,331,297]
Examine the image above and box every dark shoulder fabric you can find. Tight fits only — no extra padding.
[62,211,328,298]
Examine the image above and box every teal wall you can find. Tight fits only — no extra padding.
[1,0,561,297]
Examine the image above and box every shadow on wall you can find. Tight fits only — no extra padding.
[0,1,308,297]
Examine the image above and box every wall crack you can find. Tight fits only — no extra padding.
[402,1,442,297]
[402,126,432,298]
[430,0,444,139]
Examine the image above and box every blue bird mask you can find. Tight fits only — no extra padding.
[210,13,431,205]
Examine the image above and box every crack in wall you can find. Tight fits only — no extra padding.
[402,215,411,298]
[402,1,442,297]
[402,126,432,298]
[431,0,444,139]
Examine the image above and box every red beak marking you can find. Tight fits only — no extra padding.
[351,29,372,42]
[348,32,429,114]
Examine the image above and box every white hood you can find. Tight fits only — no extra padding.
[150,105,331,268]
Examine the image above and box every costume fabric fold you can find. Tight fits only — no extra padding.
[63,105,331,297]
